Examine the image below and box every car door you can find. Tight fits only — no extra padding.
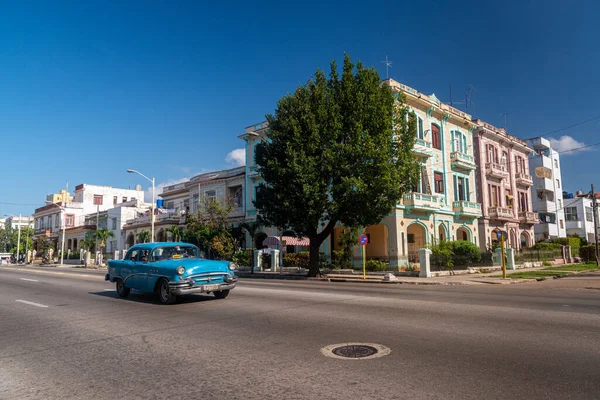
[121,249,139,288]
[132,249,151,291]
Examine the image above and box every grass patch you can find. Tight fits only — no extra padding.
[542,263,600,272]
[492,271,570,280]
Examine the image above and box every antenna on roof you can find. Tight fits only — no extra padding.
[465,84,476,116]
[501,112,511,130]
[381,55,392,79]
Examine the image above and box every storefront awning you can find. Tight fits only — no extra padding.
[263,236,310,247]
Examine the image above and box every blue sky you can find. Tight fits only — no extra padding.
[1,0,599,216]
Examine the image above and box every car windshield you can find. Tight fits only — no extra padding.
[151,246,198,262]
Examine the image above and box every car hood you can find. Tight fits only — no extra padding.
[159,258,231,275]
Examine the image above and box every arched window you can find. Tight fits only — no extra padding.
[431,124,441,149]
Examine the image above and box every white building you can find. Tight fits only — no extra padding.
[3,215,34,230]
[562,194,597,243]
[33,183,145,253]
[525,137,567,241]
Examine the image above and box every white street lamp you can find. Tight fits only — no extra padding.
[5,214,21,264]
[127,169,155,243]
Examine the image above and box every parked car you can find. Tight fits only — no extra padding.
[105,242,238,304]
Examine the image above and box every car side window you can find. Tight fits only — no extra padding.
[125,249,139,261]
[139,249,150,263]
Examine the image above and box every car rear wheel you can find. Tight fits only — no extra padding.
[116,279,130,298]
[213,290,230,299]
[157,278,178,305]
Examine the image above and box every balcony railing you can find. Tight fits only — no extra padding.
[452,201,482,216]
[402,192,440,209]
[515,173,533,186]
[488,206,513,220]
[485,162,509,179]
[450,152,476,170]
[413,138,433,157]
[518,211,538,224]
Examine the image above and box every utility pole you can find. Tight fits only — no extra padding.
[24,219,31,264]
[95,204,99,265]
[16,214,21,263]
[592,184,599,266]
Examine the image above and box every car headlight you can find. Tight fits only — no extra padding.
[176,266,186,275]
[228,262,237,271]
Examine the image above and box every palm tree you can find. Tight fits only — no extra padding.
[166,226,185,242]
[95,228,115,255]
[81,233,96,252]
[137,230,151,244]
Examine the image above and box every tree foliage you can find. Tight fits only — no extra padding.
[254,54,419,276]
[94,228,114,251]
[184,198,237,259]
[137,230,151,244]
[166,225,185,242]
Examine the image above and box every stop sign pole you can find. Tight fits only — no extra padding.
[358,234,369,279]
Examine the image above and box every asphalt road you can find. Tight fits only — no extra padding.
[1,267,600,399]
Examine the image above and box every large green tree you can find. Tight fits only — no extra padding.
[255,54,419,276]
[94,228,115,254]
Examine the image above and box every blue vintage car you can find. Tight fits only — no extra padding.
[105,242,237,304]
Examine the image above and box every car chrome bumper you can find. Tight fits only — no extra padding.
[168,276,237,295]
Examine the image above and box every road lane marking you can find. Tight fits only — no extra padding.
[15,299,48,308]
[20,278,39,282]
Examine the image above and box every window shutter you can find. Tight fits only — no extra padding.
[453,175,458,202]
[466,179,470,201]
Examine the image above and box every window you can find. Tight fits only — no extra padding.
[204,190,217,202]
[417,117,424,139]
[55,214,60,228]
[586,206,593,222]
[93,195,103,205]
[113,196,118,205]
[560,220,564,229]
[486,144,498,164]
[166,201,174,210]
[65,214,75,227]
[111,218,117,230]
[234,188,243,208]
[538,212,556,224]
[434,172,444,194]
[125,249,139,261]
[518,191,528,212]
[506,190,513,207]
[431,124,441,150]
[556,179,560,188]
[488,184,500,207]
[565,207,578,221]
[558,199,562,209]
[192,194,199,213]
[554,159,558,168]
[122,197,127,203]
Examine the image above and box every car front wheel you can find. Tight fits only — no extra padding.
[213,289,230,299]
[157,278,178,305]
[116,279,130,298]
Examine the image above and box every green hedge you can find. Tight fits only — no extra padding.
[579,245,597,262]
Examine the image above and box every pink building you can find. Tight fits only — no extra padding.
[473,120,537,251]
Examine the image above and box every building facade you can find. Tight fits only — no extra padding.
[3,215,34,230]
[123,167,246,249]
[240,79,483,267]
[562,193,597,243]
[525,136,566,241]
[473,120,537,250]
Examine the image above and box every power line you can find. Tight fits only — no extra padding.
[541,114,600,136]
[0,201,40,206]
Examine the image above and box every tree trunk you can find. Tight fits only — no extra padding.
[307,240,322,277]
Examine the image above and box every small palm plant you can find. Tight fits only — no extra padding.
[95,228,115,255]
[137,230,151,243]
[166,226,185,242]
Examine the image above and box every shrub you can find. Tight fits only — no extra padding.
[542,260,552,267]
[449,241,482,264]
[332,249,352,269]
[365,259,387,272]
[428,241,454,268]
[533,242,562,250]
[231,250,251,266]
[283,251,310,269]
[551,237,582,251]
[579,245,596,262]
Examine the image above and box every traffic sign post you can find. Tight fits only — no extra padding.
[358,234,368,280]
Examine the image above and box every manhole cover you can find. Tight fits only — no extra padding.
[332,345,378,358]
[321,343,391,360]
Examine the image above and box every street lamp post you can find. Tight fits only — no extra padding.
[127,169,155,243]
[5,214,22,264]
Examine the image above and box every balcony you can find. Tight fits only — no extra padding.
[402,192,441,210]
[413,138,433,158]
[485,162,509,179]
[450,152,476,171]
[452,201,482,217]
[488,206,514,220]
[518,211,539,224]
[566,220,583,230]
[515,173,533,187]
